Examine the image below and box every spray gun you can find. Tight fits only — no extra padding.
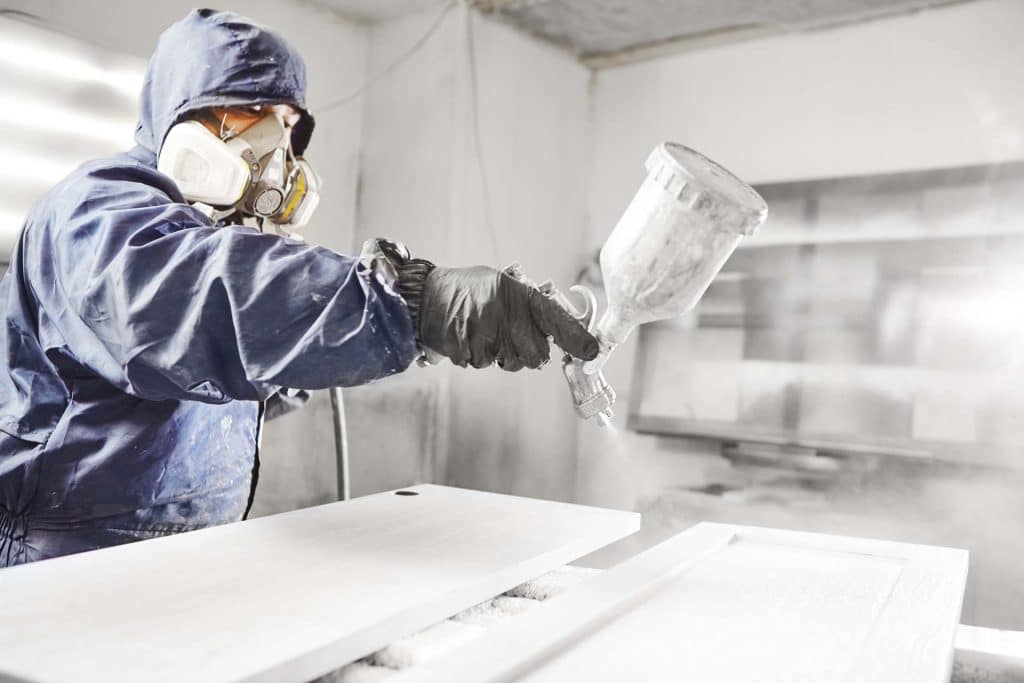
[503,265,618,426]
[521,142,768,426]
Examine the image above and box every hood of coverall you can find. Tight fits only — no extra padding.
[135,8,316,161]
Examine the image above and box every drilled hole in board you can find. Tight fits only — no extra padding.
[394,490,419,496]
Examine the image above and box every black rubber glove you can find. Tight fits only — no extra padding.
[418,266,600,371]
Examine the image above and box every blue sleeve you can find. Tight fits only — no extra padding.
[29,165,419,403]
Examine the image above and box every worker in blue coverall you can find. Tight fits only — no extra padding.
[0,9,598,567]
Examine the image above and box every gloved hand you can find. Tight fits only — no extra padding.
[417,266,600,371]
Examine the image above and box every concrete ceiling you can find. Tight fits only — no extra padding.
[475,0,968,64]
[314,0,970,65]
[312,0,445,24]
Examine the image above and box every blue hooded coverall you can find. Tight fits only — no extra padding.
[0,10,419,566]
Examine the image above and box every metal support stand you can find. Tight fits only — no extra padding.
[330,387,350,501]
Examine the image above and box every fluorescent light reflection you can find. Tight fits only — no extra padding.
[0,95,135,148]
[0,18,146,261]
[0,32,144,99]
[0,211,27,260]
[0,148,82,187]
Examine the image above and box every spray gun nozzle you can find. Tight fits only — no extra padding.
[561,351,617,426]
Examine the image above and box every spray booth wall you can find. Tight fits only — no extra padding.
[578,0,1024,630]
[347,5,592,503]
[635,163,1024,465]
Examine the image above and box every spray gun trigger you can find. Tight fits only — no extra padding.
[567,285,597,331]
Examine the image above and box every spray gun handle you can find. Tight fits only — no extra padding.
[417,265,591,368]
[505,264,617,427]
[418,266,540,367]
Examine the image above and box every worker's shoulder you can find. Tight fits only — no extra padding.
[27,151,185,228]
[67,151,178,201]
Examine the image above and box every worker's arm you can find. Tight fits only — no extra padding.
[371,240,600,371]
[34,168,419,404]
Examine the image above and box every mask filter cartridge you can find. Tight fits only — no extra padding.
[158,110,322,232]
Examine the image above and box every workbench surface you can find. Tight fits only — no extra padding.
[0,485,639,683]
[400,523,969,683]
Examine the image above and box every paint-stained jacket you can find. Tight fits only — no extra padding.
[0,9,418,566]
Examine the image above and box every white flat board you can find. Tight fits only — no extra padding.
[400,523,969,683]
[0,484,639,683]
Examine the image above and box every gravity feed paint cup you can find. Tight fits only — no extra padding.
[585,143,767,374]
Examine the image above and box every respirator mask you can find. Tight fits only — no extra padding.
[157,107,321,236]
